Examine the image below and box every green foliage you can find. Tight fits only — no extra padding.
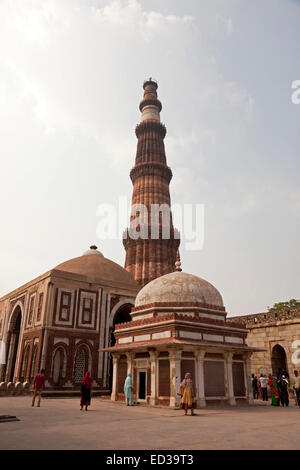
[267,299,300,312]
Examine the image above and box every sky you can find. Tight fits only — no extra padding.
[0,0,299,316]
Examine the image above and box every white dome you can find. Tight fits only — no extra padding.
[135,271,223,308]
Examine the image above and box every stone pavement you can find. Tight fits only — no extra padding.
[0,396,299,450]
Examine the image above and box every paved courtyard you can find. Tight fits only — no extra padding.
[0,396,299,450]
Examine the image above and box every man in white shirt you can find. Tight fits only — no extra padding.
[259,374,269,401]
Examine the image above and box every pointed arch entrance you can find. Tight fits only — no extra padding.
[271,344,288,377]
[108,303,133,391]
[6,305,22,382]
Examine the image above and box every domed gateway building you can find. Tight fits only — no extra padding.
[0,246,139,395]
[103,256,258,407]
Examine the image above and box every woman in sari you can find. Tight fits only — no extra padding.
[268,374,279,406]
[124,373,134,406]
[80,371,92,411]
[177,372,197,416]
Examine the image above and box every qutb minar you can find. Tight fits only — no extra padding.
[123,78,180,287]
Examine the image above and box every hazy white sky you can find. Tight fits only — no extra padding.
[0,0,299,316]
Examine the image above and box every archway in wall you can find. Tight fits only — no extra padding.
[52,348,63,386]
[109,303,132,391]
[30,344,38,382]
[271,344,288,377]
[8,306,22,382]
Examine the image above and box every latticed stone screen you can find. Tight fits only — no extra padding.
[232,362,246,396]
[118,361,127,394]
[158,359,170,396]
[204,361,225,397]
[74,347,86,383]
[181,359,195,384]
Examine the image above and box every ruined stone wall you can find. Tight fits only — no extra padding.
[227,309,300,377]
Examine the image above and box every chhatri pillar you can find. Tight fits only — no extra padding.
[196,350,206,408]
[225,352,236,406]
[169,349,181,408]
[111,353,120,401]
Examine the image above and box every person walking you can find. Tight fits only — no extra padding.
[80,371,92,411]
[252,374,259,399]
[293,370,300,408]
[177,372,197,416]
[32,369,45,407]
[124,372,134,406]
[259,374,268,402]
[277,375,289,407]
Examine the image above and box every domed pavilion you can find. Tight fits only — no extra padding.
[103,256,259,407]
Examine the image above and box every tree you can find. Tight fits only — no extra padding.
[267,299,300,312]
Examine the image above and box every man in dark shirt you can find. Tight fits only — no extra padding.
[32,369,45,407]
[251,374,259,399]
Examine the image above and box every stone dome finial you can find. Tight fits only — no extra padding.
[82,245,104,257]
[175,250,182,272]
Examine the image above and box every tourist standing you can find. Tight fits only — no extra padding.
[177,372,197,416]
[32,369,45,407]
[80,371,92,411]
[277,375,289,407]
[124,372,134,406]
[259,374,268,402]
[293,370,300,408]
[268,374,279,406]
[252,374,259,399]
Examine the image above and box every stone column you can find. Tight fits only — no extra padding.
[111,353,119,401]
[225,352,236,406]
[244,352,254,405]
[169,350,181,408]
[196,350,206,408]
[149,350,158,406]
[126,352,134,375]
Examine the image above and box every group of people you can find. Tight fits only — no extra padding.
[31,367,300,412]
[31,369,197,415]
[251,370,300,407]
[31,369,93,410]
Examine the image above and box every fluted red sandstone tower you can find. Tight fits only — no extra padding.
[123,78,180,286]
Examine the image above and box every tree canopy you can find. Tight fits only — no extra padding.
[268,299,300,312]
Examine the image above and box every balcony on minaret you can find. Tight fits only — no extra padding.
[139,78,162,122]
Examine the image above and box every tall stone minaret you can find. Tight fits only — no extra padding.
[123,78,180,286]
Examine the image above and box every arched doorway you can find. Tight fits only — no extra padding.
[30,344,38,382]
[52,348,62,386]
[109,303,132,391]
[20,343,30,382]
[271,344,288,377]
[7,305,22,382]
